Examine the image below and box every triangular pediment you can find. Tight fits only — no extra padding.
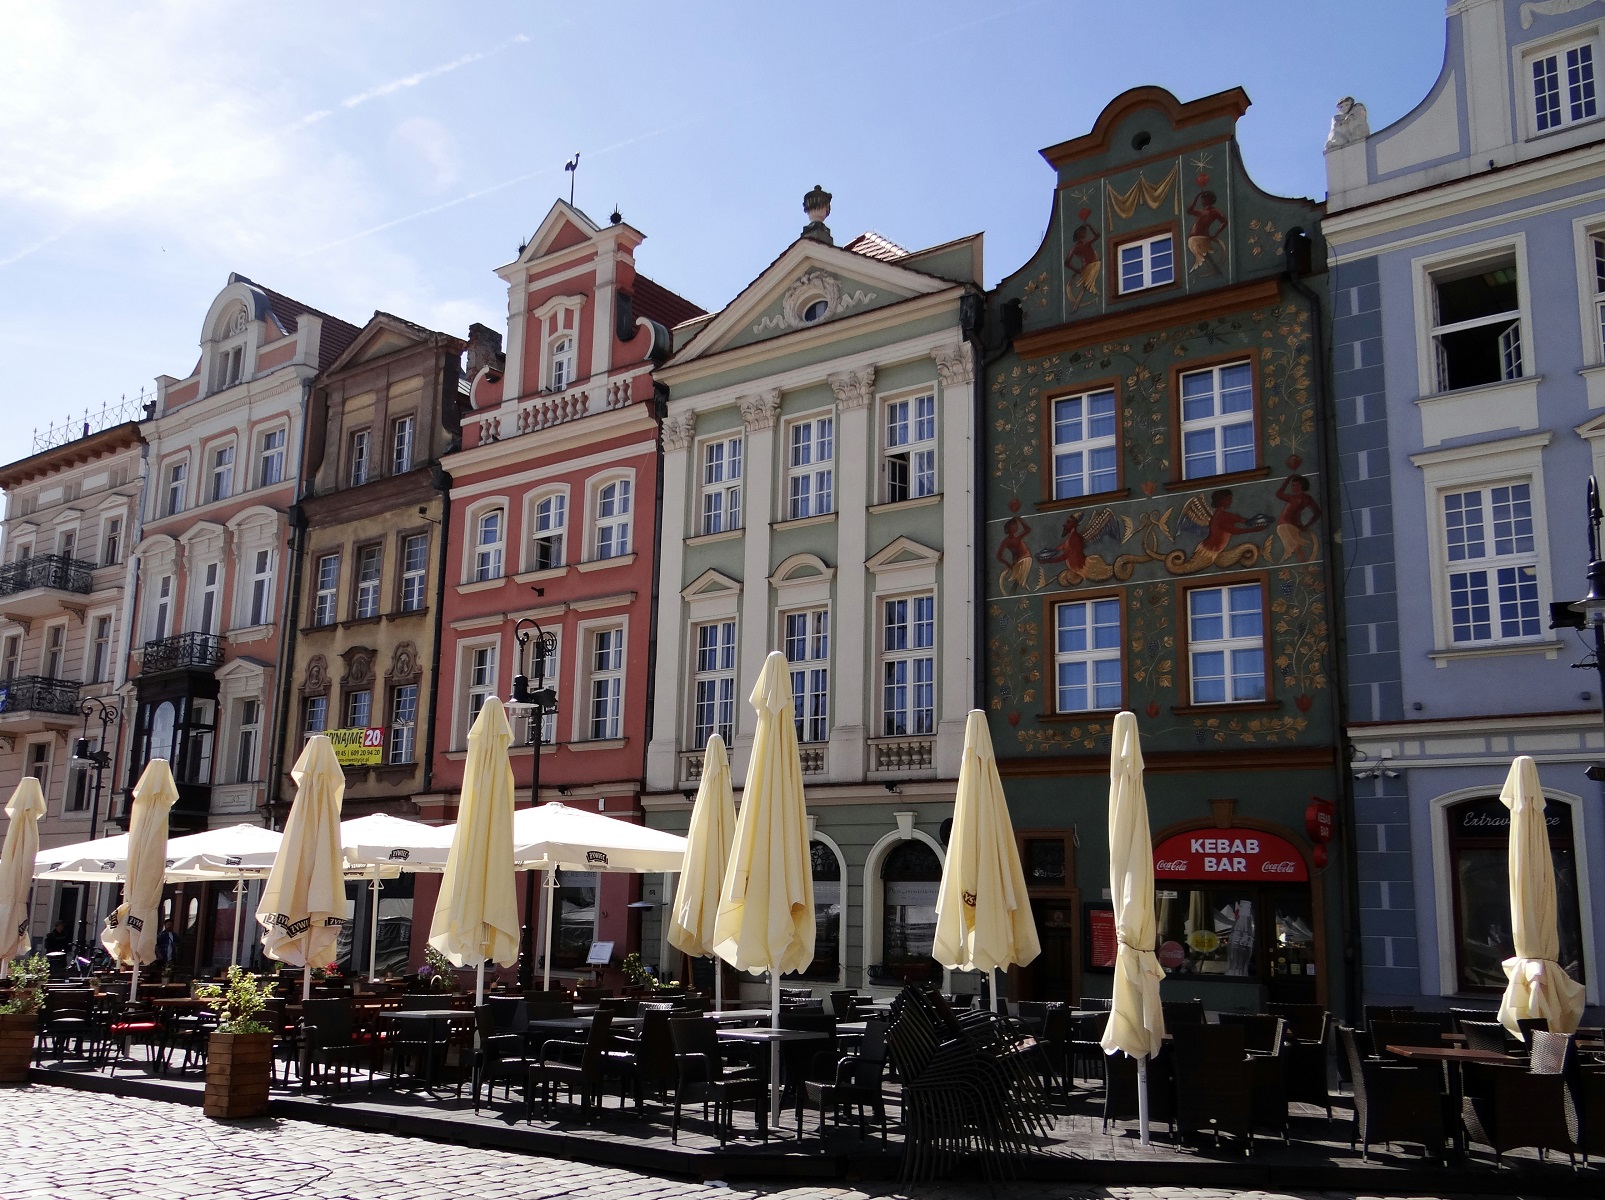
[682,569,742,601]
[516,201,601,267]
[866,536,941,573]
[326,312,442,376]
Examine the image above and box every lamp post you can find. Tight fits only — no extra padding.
[507,617,558,992]
[68,696,120,953]
[1553,476,1605,782]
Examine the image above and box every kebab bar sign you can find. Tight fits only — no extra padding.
[1152,829,1307,882]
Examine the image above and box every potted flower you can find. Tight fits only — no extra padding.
[195,966,275,1119]
[418,946,457,993]
[0,954,48,1083]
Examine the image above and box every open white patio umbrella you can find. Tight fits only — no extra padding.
[163,824,284,969]
[713,651,814,1127]
[0,777,47,975]
[341,813,454,981]
[33,832,133,882]
[668,734,737,1008]
[934,710,1040,1011]
[102,759,178,1002]
[257,735,346,1000]
[429,698,519,1005]
[1497,756,1586,1038]
[1099,711,1165,1147]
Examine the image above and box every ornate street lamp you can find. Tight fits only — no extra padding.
[506,617,558,992]
[1554,477,1605,781]
[68,695,119,952]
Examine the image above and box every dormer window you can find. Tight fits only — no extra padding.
[549,336,575,391]
[1532,38,1597,133]
[213,304,250,393]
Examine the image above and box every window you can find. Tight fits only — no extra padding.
[884,394,937,503]
[349,429,370,487]
[530,494,566,570]
[152,575,172,640]
[26,743,50,791]
[1052,388,1118,499]
[388,684,418,764]
[43,623,65,678]
[786,416,834,520]
[312,554,339,626]
[0,635,15,680]
[399,534,428,611]
[700,437,743,535]
[391,414,415,475]
[101,517,122,566]
[473,509,504,581]
[691,620,737,748]
[466,644,496,729]
[1428,255,1523,392]
[164,461,186,517]
[784,608,830,743]
[552,871,598,965]
[1533,40,1597,133]
[248,548,274,627]
[209,445,234,503]
[89,615,112,683]
[1594,234,1605,360]
[257,428,286,487]
[881,596,934,736]
[1180,361,1255,479]
[1443,483,1541,644]
[1118,233,1175,293]
[594,479,631,560]
[58,531,75,559]
[1054,598,1122,712]
[303,695,328,737]
[1187,583,1266,704]
[345,688,372,730]
[66,740,94,812]
[515,635,560,746]
[548,336,575,391]
[235,698,261,782]
[353,544,382,619]
[588,628,624,740]
[197,562,220,635]
[881,840,941,969]
[804,841,842,979]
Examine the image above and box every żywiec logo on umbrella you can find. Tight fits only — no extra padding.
[587,850,609,866]
[389,849,410,861]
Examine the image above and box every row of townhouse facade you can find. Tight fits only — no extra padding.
[4,0,1599,1017]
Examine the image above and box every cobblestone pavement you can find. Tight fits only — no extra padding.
[0,1087,1477,1200]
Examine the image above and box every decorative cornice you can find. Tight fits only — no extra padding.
[662,411,697,452]
[931,344,973,388]
[739,389,782,432]
[827,368,876,411]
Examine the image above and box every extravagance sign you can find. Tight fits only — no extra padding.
[1152,829,1308,882]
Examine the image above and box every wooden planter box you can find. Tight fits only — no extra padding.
[203,1031,273,1119]
[0,1011,36,1083]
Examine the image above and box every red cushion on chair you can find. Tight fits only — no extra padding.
[110,1022,159,1033]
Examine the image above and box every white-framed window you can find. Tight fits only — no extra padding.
[1593,232,1605,360]
[235,698,262,782]
[473,508,504,581]
[1186,582,1266,705]
[257,427,286,488]
[1118,233,1175,293]
[345,688,372,729]
[247,548,274,626]
[66,738,95,812]
[786,415,834,520]
[57,530,77,560]
[691,620,737,748]
[1180,361,1255,479]
[399,533,428,612]
[1531,38,1598,133]
[152,575,173,640]
[197,561,220,635]
[587,628,624,740]
[883,393,937,503]
[520,634,560,746]
[699,436,743,535]
[209,444,234,504]
[1443,483,1542,644]
[530,492,566,570]
[1427,252,1524,393]
[217,343,245,392]
[0,634,18,679]
[1054,598,1122,713]
[312,553,339,626]
[24,742,50,791]
[783,608,830,743]
[548,335,575,391]
[594,478,631,560]
[463,643,498,736]
[302,695,327,738]
[353,544,382,619]
[101,516,122,566]
[1052,388,1118,499]
[391,414,415,476]
[163,460,186,517]
[881,595,935,737]
[389,684,418,764]
[88,614,112,683]
[42,622,66,678]
[349,429,370,487]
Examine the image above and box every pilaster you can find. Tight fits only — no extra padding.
[734,390,781,782]
[933,342,974,776]
[828,367,875,780]
[646,412,696,791]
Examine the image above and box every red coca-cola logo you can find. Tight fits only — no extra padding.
[1261,861,1298,874]
[1155,859,1189,872]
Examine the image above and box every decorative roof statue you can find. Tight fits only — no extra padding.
[801,184,833,245]
[1325,96,1369,151]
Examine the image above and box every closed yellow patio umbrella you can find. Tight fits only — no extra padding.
[257,735,346,999]
[668,733,736,1008]
[429,697,519,1004]
[103,759,178,1002]
[934,710,1040,1009]
[1099,711,1165,1147]
[0,778,47,971]
[1497,756,1586,1038]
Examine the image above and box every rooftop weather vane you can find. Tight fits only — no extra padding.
[564,152,580,207]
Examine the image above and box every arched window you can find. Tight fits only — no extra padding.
[881,839,942,976]
[809,840,843,978]
[474,508,504,581]
[549,336,575,391]
[594,479,631,560]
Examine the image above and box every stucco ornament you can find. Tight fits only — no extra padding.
[1522,0,1602,29]
[662,411,697,452]
[1325,97,1369,150]
[801,183,833,245]
[738,389,783,432]
[933,344,974,388]
[827,367,876,410]
[303,655,329,697]
[388,641,420,683]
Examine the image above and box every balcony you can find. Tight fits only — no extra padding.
[868,735,935,776]
[679,744,827,787]
[140,632,225,675]
[0,675,82,733]
[0,554,97,620]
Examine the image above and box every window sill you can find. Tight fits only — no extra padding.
[1036,708,1121,723]
[1035,489,1131,513]
[225,624,273,643]
[1162,466,1270,493]
[567,737,627,752]
[868,494,942,516]
[771,512,838,531]
[457,577,505,593]
[1428,639,1563,666]
[341,615,382,629]
[577,554,636,572]
[299,622,339,636]
[383,607,429,621]
[1170,699,1281,716]
[686,528,743,547]
[515,566,570,584]
[1414,375,1542,446]
[510,742,558,757]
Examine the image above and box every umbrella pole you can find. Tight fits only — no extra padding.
[1137,1054,1151,1148]
[714,958,722,1011]
[542,869,555,992]
[368,866,381,983]
[130,960,139,1004]
[992,966,1002,1014]
[769,970,782,1130]
[302,964,311,1001]
[230,878,244,968]
[475,961,485,1007]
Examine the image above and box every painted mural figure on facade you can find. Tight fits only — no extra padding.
[1186,179,1228,275]
[1064,212,1102,311]
[1037,508,1122,585]
[1167,488,1267,574]
[1271,472,1321,562]
[997,513,1036,591]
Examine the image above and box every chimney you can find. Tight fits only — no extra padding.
[465,323,504,380]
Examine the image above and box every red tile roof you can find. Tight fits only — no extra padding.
[634,274,705,329]
[843,231,908,261]
[235,274,363,371]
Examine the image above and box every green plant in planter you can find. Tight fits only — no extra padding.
[195,966,274,1034]
[421,945,457,991]
[621,952,679,991]
[0,954,48,1016]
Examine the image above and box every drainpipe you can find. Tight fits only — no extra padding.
[264,381,313,831]
[959,291,986,710]
[1285,227,1364,1023]
[420,460,452,797]
[114,429,153,818]
[643,380,669,801]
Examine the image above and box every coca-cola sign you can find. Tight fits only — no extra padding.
[1152,829,1308,882]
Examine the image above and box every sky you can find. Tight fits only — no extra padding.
[0,0,1448,469]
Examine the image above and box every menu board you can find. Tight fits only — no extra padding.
[1087,906,1117,970]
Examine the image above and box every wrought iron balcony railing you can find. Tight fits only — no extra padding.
[0,675,82,716]
[0,554,96,597]
[140,632,225,674]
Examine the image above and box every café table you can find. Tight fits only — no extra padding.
[717,1027,833,1134]
[1385,1043,1518,1156]
[382,1009,473,1092]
